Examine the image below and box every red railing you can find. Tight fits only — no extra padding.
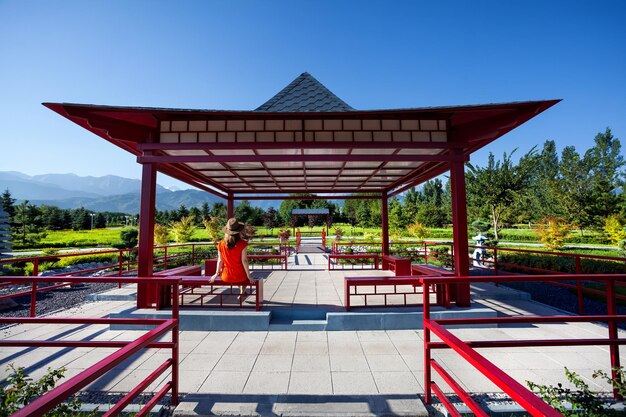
[0,276,180,417]
[0,242,287,315]
[321,229,326,251]
[421,273,626,416]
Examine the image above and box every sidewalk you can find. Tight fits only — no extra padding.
[1,280,624,416]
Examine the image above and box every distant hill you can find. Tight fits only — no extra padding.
[0,171,167,200]
[0,171,282,213]
[30,189,223,214]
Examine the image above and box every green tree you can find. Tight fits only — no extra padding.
[557,146,594,233]
[388,197,404,233]
[202,215,222,243]
[415,179,449,227]
[169,216,195,243]
[71,208,90,230]
[189,207,202,225]
[40,205,65,230]
[585,128,625,225]
[177,204,190,220]
[1,189,15,218]
[94,213,106,228]
[211,202,227,222]
[154,224,170,245]
[12,201,46,247]
[118,228,139,248]
[466,149,536,240]
[235,200,263,225]
[263,207,281,233]
[604,215,626,245]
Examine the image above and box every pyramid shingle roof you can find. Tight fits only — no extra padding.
[255,72,354,112]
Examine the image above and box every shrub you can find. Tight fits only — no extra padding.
[112,227,139,249]
[169,216,195,243]
[278,229,291,243]
[407,222,429,241]
[498,252,626,275]
[0,364,97,417]
[202,216,221,243]
[429,246,453,268]
[154,224,170,246]
[527,366,626,416]
[57,253,118,267]
[334,227,344,242]
[604,215,626,245]
[535,217,572,250]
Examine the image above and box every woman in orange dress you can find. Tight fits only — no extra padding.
[210,218,254,299]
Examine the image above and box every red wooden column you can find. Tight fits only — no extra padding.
[450,156,471,307]
[227,193,234,219]
[381,192,390,256]
[137,163,157,308]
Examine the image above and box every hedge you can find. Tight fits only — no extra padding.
[498,252,626,275]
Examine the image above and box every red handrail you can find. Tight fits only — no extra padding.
[0,276,180,417]
[420,273,626,416]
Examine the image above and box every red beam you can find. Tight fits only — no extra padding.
[137,153,467,164]
[138,141,465,151]
[233,194,382,200]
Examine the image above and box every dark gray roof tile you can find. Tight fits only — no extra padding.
[256,72,354,112]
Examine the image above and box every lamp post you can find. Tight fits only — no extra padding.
[89,213,96,230]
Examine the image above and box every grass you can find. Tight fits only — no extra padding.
[18,224,617,254]
[35,228,123,248]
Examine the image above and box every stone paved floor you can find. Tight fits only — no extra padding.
[2,263,625,415]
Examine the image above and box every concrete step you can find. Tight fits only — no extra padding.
[173,393,429,416]
[269,319,327,331]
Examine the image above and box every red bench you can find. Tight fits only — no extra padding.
[248,253,288,270]
[381,255,412,276]
[177,276,264,311]
[344,275,424,311]
[155,265,202,308]
[328,254,379,270]
[411,264,454,307]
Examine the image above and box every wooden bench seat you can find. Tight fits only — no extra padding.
[381,255,412,276]
[328,254,379,270]
[344,275,426,311]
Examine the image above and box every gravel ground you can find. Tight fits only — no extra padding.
[0,281,118,320]
[501,280,626,318]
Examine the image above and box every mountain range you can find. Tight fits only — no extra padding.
[0,171,281,213]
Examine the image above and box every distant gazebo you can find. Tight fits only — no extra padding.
[291,208,331,234]
[45,72,559,308]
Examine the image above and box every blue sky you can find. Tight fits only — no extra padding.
[1,0,624,189]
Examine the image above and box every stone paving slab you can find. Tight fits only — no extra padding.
[3,269,626,415]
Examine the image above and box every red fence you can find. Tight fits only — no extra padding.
[0,276,180,417]
[0,242,289,315]
[421,273,626,416]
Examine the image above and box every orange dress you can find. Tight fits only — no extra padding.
[217,239,248,283]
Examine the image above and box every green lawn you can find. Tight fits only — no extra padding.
[35,228,123,249]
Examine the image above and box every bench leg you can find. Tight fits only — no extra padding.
[344,280,350,311]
